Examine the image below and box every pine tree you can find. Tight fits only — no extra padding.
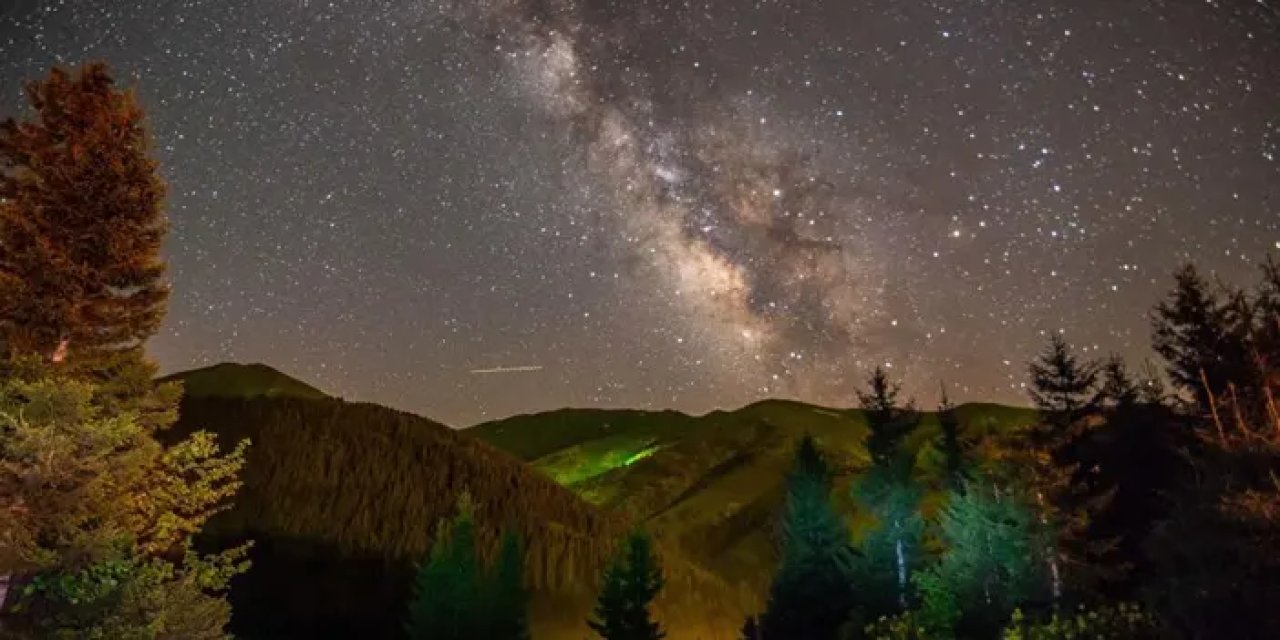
[858,366,920,465]
[758,436,859,640]
[1024,333,1119,599]
[852,461,924,618]
[487,529,531,640]
[851,368,924,619]
[1151,264,1246,416]
[406,493,484,640]
[0,63,167,363]
[587,530,665,640]
[0,63,247,639]
[937,383,967,490]
[1027,334,1099,433]
[916,480,1051,638]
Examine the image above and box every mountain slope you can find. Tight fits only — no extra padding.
[160,362,327,400]
[170,392,750,639]
[469,399,1039,591]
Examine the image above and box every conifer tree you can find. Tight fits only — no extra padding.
[0,63,248,639]
[851,368,923,618]
[852,462,924,618]
[937,384,967,490]
[858,367,919,464]
[587,530,665,640]
[916,480,1050,638]
[1151,264,1246,416]
[1096,355,1140,409]
[0,63,175,427]
[406,493,483,640]
[0,62,167,359]
[758,436,858,640]
[487,529,531,640]
[1027,334,1099,433]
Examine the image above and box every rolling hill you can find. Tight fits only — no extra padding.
[162,362,1038,637]
[164,365,753,639]
[469,399,1039,590]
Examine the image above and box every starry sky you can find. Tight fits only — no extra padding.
[2,0,1279,425]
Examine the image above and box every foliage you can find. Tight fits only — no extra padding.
[936,388,969,490]
[1000,603,1160,640]
[588,530,665,640]
[852,462,924,618]
[489,529,531,640]
[862,612,929,640]
[915,480,1049,638]
[758,436,859,640]
[0,63,168,373]
[405,493,484,640]
[859,367,920,465]
[0,63,248,639]
[0,376,248,638]
[1150,264,1260,419]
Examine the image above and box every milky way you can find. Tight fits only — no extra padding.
[2,0,1279,424]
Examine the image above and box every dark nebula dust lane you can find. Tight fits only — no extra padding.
[2,0,1278,423]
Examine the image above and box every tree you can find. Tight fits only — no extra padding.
[587,530,665,640]
[758,436,859,640]
[852,462,924,618]
[1023,334,1114,600]
[937,384,967,490]
[852,369,924,618]
[1027,334,1098,432]
[1096,355,1140,410]
[487,530,530,640]
[0,377,249,638]
[1151,264,1250,417]
[0,63,248,639]
[858,367,919,465]
[406,493,484,640]
[0,63,168,366]
[916,480,1051,638]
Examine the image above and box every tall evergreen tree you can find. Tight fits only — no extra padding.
[587,530,665,640]
[1023,333,1112,600]
[916,480,1051,638]
[0,63,247,639]
[1151,264,1247,417]
[858,367,919,464]
[487,529,531,640]
[758,436,859,640]
[0,62,167,358]
[0,63,174,426]
[852,462,924,618]
[851,368,923,619]
[406,493,484,640]
[1027,334,1099,433]
[937,383,967,490]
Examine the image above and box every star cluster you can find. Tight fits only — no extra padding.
[2,0,1278,424]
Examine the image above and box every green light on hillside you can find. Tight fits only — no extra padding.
[622,444,660,466]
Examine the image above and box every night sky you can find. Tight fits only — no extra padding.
[2,1,1278,425]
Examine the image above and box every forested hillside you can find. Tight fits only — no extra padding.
[170,394,753,638]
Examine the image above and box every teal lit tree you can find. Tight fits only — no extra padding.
[916,480,1051,638]
[758,435,859,640]
[853,367,923,618]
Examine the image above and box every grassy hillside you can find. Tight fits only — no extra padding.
[160,362,327,400]
[469,399,1039,592]
[170,393,752,639]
